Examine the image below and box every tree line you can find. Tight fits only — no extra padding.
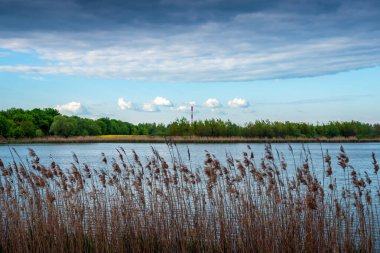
[0,108,380,139]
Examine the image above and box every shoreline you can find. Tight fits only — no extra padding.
[1,135,380,144]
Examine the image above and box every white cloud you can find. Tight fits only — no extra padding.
[153,96,172,106]
[228,98,249,108]
[142,103,159,112]
[173,105,190,112]
[55,101,81,114]
[118,97,133,110]
[204,98,221,108]
[172,102,197,113]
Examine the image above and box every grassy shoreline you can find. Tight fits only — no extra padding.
[2,135,380,144]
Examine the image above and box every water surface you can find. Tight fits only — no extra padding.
[1,142,379,184]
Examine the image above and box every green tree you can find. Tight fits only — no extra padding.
[50,116,77,137]
[0,115,11,137]
[19,120,36,137]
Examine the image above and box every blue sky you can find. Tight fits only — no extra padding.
[0,0,379,124]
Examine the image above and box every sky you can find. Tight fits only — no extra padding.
[0,0,379,124]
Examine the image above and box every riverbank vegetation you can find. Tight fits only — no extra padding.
[1,107,380,139]
[0,145,379,252]
[4,135,380,144]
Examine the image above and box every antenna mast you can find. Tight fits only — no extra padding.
[191,105,194,124]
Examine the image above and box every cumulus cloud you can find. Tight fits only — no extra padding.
[142,103,159,112]
[204,98,221,108]
[153,96,172,106]
[55,101,81,114]
[228,98,249,108]
[118,97,133,110]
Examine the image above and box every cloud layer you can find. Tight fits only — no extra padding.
[0,0,379,81]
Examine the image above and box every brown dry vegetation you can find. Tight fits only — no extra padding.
[0,144,380,252]
[3,135,380,144]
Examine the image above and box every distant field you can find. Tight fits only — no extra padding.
[99,134,144,139]
[2,135,380,144]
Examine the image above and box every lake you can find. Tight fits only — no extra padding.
[1,142,379,190]
[1,142,379,171]
[1,142,380,251]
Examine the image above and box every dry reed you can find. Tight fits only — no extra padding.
[4,135,380,144]
[0,144,379,252]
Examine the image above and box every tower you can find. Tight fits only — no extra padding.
[191,105,194,124]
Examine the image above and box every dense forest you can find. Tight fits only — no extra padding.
[0,108,380,139]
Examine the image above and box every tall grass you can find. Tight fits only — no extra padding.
[4,135,380,144]
[0,144,379,252]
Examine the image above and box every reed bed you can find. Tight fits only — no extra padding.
[0,144,379,252]
[4,135,380,144]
